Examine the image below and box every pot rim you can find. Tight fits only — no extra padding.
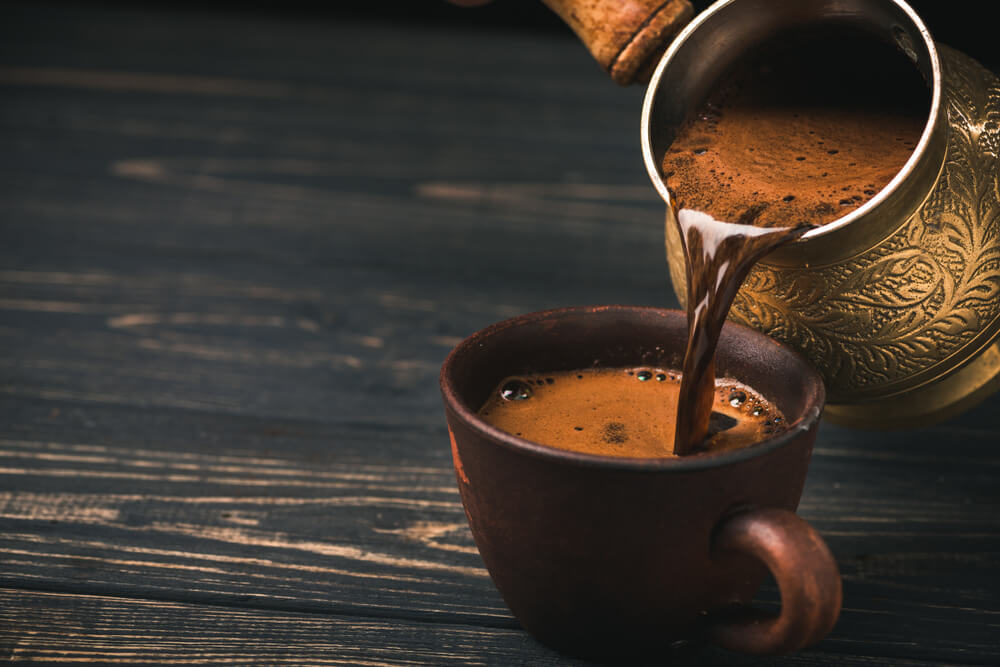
[640,0,943,244]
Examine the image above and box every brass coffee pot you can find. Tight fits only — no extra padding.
[545,0,1000,428]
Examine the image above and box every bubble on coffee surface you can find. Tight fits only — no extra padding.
[718,379,787,430]
[500,379,532,401]
[636,370,654,381]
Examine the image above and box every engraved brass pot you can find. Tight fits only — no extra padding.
[641,0,1000,428]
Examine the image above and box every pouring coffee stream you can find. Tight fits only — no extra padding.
[673,207,812,454]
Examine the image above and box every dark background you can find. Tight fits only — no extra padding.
[34,0,1000,70]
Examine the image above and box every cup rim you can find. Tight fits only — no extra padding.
[439,305,825,472]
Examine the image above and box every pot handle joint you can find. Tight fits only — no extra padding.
[540,0,694,85]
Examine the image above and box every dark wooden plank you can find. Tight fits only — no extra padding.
[0,6,668,429]
[0,589,977,666]
[0,7,670,428]
[0,589,569,666]
[1,395,999,663]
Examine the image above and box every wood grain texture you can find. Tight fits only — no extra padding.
[1,2,998,665]
[1,589,977,667]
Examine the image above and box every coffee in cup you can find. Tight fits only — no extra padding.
[478,367,786,458]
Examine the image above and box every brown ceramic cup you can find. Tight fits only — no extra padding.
[440,306,840,659]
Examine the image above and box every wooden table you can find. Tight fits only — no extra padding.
[1,4,997,664]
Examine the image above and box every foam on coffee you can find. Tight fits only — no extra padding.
[661,25,929,228]
[478,368,786,458]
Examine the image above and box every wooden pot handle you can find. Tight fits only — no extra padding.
[540,0,694,85]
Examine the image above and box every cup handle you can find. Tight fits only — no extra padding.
[707,507,842,655]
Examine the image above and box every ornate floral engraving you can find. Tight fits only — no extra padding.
[725,47,1000,401]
